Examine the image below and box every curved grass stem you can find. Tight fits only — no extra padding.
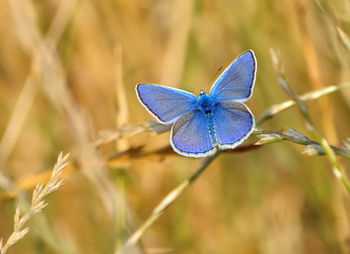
[271,49,350,193]
[115,152,220,254]
[256,82,350,126]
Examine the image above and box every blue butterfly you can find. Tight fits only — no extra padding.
[136,50,257,157]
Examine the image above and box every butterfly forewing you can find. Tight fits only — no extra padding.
[171,110,216,157]
[136,84,197,124]
[212,102,255,149]
[209,50,256,103]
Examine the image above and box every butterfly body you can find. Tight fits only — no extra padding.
[136,50,257,158]
[196,92,218,144]
[204,112,217,145]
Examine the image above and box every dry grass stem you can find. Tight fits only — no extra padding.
[0,0,77,164]
[254,129,350,159]
[271,49,350,193]
[116,153,219,254]
[0,152,70,254]
[114,44,129,150]
[96,82,350,149]
[256,82,350,126]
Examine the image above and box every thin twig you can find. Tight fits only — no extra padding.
[2,126,350,203]
[3,125,350,202]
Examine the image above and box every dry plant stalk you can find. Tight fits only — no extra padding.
[1,81,348,201]
[270,49,350,193]
[116,152,219,254]
[0,152,70,254]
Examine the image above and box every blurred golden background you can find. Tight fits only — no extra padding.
[1,0,350,253]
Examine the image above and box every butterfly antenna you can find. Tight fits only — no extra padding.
[207,66,223,88]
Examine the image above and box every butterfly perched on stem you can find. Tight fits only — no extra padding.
[136,50,257,158]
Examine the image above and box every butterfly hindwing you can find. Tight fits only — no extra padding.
[171,110,216,157]
[213,101,255,149]
[136,84,197,124]
[209,50,256,103]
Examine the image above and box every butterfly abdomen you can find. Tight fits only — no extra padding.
[204,112,218,146]
[197,93,219,146]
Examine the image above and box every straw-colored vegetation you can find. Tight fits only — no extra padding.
[1,0,350,253]
[0,152,70,254]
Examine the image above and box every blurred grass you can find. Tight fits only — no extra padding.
[1,0,350,253]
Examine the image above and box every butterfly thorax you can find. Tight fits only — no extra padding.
[198,92,215,114]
